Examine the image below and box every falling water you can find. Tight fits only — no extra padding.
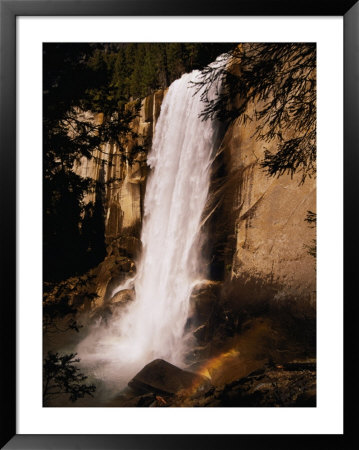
[77,65,223,389]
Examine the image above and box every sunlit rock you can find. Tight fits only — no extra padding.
[110,288,135,306]
[128,359,210,396]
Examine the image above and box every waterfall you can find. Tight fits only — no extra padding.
[77,66,223,389]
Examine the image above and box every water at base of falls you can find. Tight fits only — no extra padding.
[76,66,223,391]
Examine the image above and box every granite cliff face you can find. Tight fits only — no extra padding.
[74,90,166,240]
[69,91,166,309]
[189,96,316,362]
[204,109,316,310]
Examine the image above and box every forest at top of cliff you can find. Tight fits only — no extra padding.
[44,43,236,115]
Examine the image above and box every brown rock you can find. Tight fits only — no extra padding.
[114,256,134,273]
[221,108,316,305]
[108,236,142,259]
[189,280,221,323]
[174,360,316,407]
[220,362,317,407]
[73,90,166,240]
[110,288,135,305]
[128,359,210,396]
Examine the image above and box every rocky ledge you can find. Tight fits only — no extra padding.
[174,360,316,407]
[107,358,315,407]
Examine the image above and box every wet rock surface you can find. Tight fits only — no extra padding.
[128,359,210,396]
[110,288,135,306]
[174,360,316,407]
[106,358,316,408]
[107,389,172,408]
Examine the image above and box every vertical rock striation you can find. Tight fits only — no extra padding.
[203,88,316,319]
[73,89,166,240]
[222,115,316,306]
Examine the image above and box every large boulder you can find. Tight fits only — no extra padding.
[128,359,210,396]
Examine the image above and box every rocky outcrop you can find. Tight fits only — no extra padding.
[106,358,315,407]
[67,91,167,310]
[173,360,316,407]
[110,288,135,306]
[74,90,166,240]
[202,101,316,319]
[188,61,316,363]
[222,115,316,305]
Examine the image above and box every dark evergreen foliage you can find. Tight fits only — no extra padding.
[304,210,316,258]
[43,292,79,334]
[43,352,96,405]
[305,210,317,228]
[86,43,235,105]
[43,45,141,282]
[193,43,316,184]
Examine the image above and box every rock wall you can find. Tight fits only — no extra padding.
[190,97,316,361]
[69,91,166,310]
[225,117,315,303]
[202,106,316,318]
[74,89,166,240]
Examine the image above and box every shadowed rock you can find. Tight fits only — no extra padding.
[128,359,210,396]
[177,360,316,407]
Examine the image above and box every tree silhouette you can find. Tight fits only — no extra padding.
[193,43,316,184]
[43,44,139,282]
[43,352,96,405]
[43,293,80,334]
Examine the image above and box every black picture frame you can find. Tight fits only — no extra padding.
[1,0,357,448]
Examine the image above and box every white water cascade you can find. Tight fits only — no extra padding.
[77,66,223,389]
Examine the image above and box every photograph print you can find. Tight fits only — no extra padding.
[43,43,316,407]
